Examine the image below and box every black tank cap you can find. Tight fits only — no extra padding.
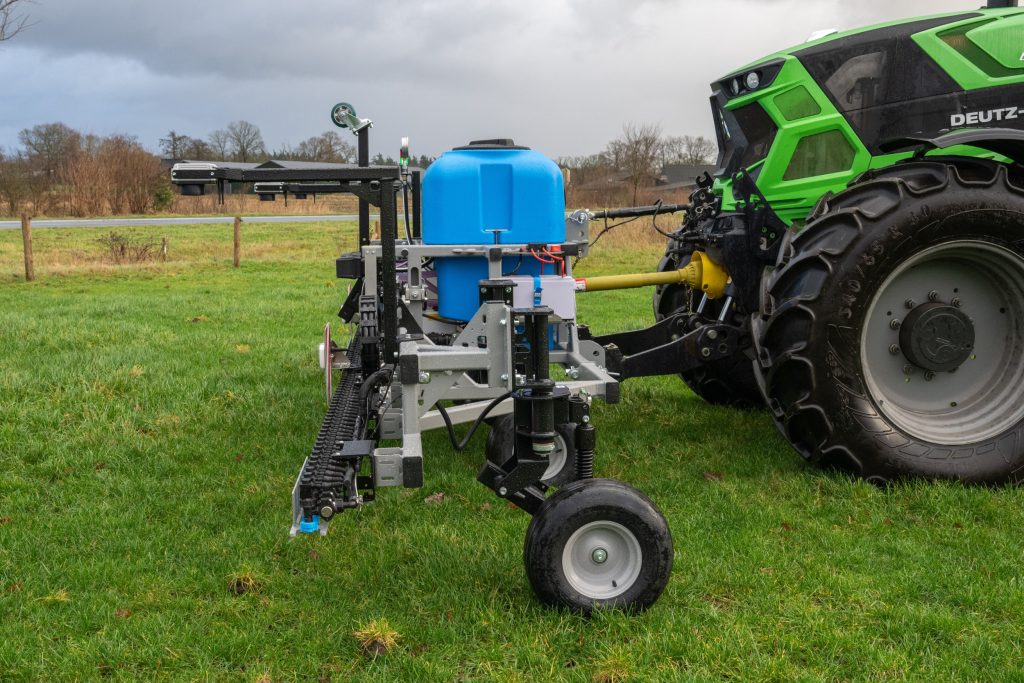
[453,139,530,150]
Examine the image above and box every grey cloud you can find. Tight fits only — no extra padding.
[1,0,974,159]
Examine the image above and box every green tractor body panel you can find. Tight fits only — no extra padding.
[710,7,1024,225]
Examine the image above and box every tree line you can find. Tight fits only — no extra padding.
[0,120,412,217]
[0,123,170,216]
[159,122,435,169]
[560,123,716,204]
[0,118,714,217]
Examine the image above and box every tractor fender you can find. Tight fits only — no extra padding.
[879,127,1024,164]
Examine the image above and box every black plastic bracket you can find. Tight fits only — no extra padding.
[599,319,741,380]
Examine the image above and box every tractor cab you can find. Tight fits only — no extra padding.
[709,7,1024,225]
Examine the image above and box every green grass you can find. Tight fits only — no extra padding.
[2,222,1024,681]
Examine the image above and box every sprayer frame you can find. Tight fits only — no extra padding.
[170,158,740,521]
[170,146,737,610]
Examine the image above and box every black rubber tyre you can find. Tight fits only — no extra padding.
[524,478,672,614]
[754,158,1024,483]
[653,249,763,409]
[485,414,578,487]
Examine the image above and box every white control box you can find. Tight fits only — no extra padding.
[506,275,577,320]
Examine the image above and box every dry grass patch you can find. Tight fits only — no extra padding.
[353,619,400,657]
[226,570,265,596]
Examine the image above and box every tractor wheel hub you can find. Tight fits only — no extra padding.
[899,302,974,372]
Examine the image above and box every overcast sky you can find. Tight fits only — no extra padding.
[0,0,975,160]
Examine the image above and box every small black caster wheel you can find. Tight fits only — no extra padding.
[486,414,578,486]
[524,478,672,613]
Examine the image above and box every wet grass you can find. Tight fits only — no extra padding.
[2,221,1024,681]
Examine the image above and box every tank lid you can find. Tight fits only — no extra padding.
[452,138,530,151]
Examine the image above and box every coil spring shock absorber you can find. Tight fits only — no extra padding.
[569,394,595,479]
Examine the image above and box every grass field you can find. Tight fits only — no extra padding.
[2,221,1024,682]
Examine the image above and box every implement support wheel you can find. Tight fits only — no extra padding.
[524,479,672,613]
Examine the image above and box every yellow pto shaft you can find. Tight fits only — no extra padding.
[574,251,729,299]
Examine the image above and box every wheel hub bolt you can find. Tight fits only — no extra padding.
[591,548,608,564]
[903,364,914,375]
[952,298,962,308]
[889,344,901,355]
[905,299,916,309]
[924,371,935,382]
[928,290,940,302]
[701,347,712,358]
[890,319,902,330]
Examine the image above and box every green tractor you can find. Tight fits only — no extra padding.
[652,2,1024,483]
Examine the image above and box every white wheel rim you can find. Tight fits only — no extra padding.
[861,240,1024,444]
[561,521,642,599]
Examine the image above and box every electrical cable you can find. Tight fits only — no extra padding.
[435,392,513,452]
[588,214,642,250]
[542,248,566,276]
[402,182,413,243]
[530,248,557,263]
[359,366,394,436]
[649,199,677,239]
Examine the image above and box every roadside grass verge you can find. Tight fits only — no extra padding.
[1,221,1023,680]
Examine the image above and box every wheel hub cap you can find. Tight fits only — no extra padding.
[562,521,642,599]
[900,302,975,372]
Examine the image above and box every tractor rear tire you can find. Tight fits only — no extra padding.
[754,158,1024,483]
[653,249,763,409]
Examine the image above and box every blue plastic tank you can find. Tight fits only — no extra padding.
[423,139,566,321]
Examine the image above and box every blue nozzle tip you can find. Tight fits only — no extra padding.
[298,515,320,534]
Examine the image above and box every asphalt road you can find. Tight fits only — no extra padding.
[0,214,375,230]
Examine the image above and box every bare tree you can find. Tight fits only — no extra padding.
[225,120,265,163]
[680,135,716,165]
[608,123,662,204]
[296,131,355,163]
[558,153,614,188]
[159,131,193,159]
[182,137,212,160]
[0,0,32,42]
[18,122,81,181]
[64,134,163,216]
[159,131,212,160]
[658,136,685,169]
[207,129,232,160]
[98,135,163,214]
[0,150,33,215]
[63,151,107,216]
[659,134,717,168]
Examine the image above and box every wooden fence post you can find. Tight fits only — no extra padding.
[161,237,168,262]
[21,214,35,282]
[233,216,241,268]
